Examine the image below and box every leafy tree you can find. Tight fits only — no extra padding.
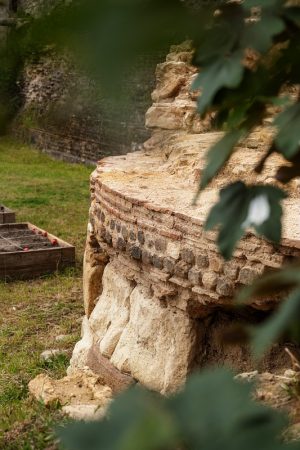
[187,0,300,354]
[191,0,300,258]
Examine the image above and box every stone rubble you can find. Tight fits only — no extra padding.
[28,368,113,421]
[40,349,67,362]
[55,334,69,342]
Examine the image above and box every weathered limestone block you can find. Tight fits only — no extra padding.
[216,277,234,297]
[151,61,197,103]
[89,263,135,358]
[72,127,300,391]
[110,283,201,394]
[69,317,94,372]
[71,261,202,394]
[145,103,196,130]
[238,265,264,285]
[145,42,211,134]
[202,271,217,290]
[188,267,202,285]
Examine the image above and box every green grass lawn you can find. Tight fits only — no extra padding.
[0,137,93,449]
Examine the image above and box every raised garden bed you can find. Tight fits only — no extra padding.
[0,204,16,224]
[0,223,75,281]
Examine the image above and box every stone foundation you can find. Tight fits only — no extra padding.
[69,155,300,393]
[71,261,200,394]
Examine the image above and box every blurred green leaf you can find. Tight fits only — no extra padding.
[242,14,285,53]
[60,368,294,450]
[238,264,300,304]
[59,369,293,450]
[226,104,252,129]
[205,183,286,259]
[193,4,245,67]
[265,96,292,107]
[59,387,177,450]
[238,263,300,358]
[170,369,291,450]
[251,288,300,357]
[199,129,246,191]
[283,7,300,27]
[205,182,250,259]
[254,185,286,242]
[274,103,300,159]
[192,51,244,114]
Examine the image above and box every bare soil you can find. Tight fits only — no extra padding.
[0,228,59,252]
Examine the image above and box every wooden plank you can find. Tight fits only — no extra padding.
[27,223,74,248]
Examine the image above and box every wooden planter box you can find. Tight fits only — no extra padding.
[0,205,16,224]
[0,223,75,281]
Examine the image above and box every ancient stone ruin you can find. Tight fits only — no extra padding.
[64,45,300,398]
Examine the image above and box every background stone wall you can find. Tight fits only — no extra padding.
[15,51,163,163]
[13,1,164,163]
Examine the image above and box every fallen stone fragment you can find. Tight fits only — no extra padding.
[28,368,113,421]
[235,370,258,382]
[40,349,67,362]
[55,334,69,342]
[62,404,107,422]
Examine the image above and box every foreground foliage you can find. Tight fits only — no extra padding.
[2,1,300,449]
[60,369,298,450]
[192,0,300,257]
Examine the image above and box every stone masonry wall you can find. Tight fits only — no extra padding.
[145,41,211,134]
[15,51,162,163]
[68,46,300,394]
[13,1,164,163]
